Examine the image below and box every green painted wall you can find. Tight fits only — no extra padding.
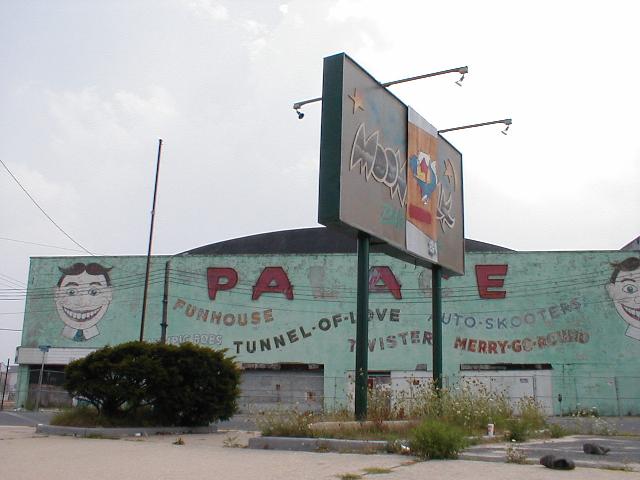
[20,251,640,414]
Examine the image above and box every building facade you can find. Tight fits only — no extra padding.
[15,229,640,415]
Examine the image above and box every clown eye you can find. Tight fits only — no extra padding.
[623,284,638,294]
[67,288,77,296]
[88,287,99,296]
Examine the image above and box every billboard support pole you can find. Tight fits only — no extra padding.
[355,231,370,420]
[432,266,443,390]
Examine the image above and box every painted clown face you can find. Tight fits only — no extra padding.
[607,264,640,337]
[55,271,113,336]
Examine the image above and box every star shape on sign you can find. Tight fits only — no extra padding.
[348,89,365,114]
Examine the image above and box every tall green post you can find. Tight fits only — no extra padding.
[355,231,370,420]
[432,266,443,390]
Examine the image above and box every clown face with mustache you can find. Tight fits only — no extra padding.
[55,263,113,341]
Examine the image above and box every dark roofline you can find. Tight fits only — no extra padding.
[184,227,514,255]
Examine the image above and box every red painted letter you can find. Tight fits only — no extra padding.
[369,266,402,299]
[252,267,294,300]
[475,264,508,299]
[207,268,238,300]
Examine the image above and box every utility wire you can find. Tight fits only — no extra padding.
[0,265,617,301]
[0,236,86,253]
[0,158,95,255]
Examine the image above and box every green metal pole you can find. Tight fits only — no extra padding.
[355,232,370,420]
[432,266,443,390]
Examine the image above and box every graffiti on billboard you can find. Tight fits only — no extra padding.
[607,257,640,341]
[436,157,458,231]
[54,262,113,341]
[350,122,407,209]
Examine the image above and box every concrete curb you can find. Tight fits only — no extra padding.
[248,436,389,453]
[35,423,217,438]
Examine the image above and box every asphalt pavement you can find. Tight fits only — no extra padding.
[0,409,53,426]
[462,435,640,470]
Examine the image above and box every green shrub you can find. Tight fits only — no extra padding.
[64,341,240,427]
[548,423,567,438]
[504,418,529,442]
[64,342,165,418]
[410,418,468,459]
[150,343,240,426]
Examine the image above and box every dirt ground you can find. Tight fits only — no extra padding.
[2,426,638,480]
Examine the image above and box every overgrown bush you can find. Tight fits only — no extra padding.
[410,418,468,459]
[548,423,567,438]
[64,342,165,418]
[50,404,156,427]
[64,341,240,426]
[516,396,546,431]
[255,409,317,437]
[503,418,529,442]
[366,385,393,423]
[502,397,546,441]
[396,378,513,434]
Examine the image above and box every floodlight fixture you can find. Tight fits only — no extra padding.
[292,65,469,119]
[439,118,513,135]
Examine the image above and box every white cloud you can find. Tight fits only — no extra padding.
[241,19,268,36]
[186,0,229,21]
[114,86,177,121]
[326,0,366,22]
[46,86,177,151]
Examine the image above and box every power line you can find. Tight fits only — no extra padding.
[0,158,95,255]
[0,236,86,253]
[0,272,26,288]
[0,264,618,303]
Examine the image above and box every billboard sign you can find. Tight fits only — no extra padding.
[318,53,464,275]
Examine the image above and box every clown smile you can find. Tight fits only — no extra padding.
[62,305,103,322]
[621,304,640,322]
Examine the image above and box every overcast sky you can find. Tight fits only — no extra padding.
[1,0,638,363]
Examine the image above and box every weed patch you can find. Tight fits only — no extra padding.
[362,466,392,474]
[336,473,362,479]
[410,418,468,460]
[505,442,528,464]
